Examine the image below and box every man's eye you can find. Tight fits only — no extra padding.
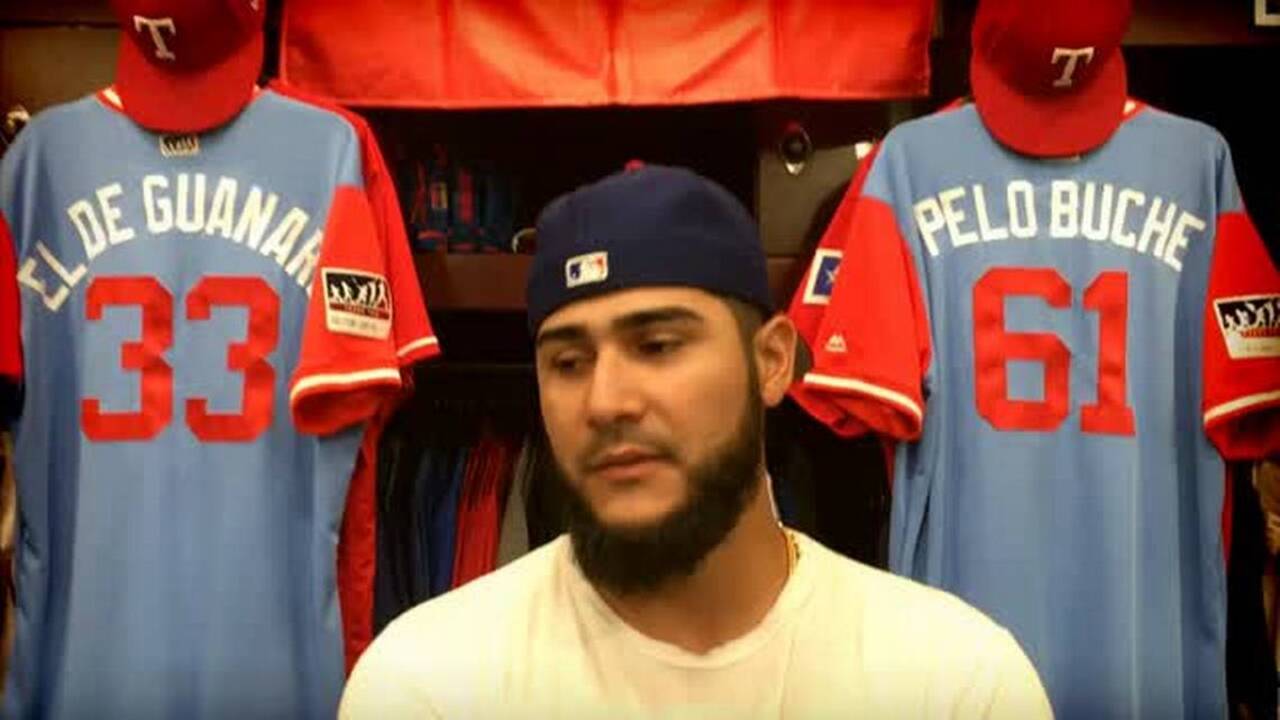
[551,354,589,374]
[638,338,682,357]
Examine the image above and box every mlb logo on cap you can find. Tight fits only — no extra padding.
[566,251,609,288]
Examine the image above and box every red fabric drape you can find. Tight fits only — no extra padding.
[281,0,935,108]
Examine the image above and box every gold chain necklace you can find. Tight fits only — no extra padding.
[782,526,799,578]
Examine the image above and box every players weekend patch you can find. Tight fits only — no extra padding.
[1214,294,1280,359]
[566,251,608,288]
[802,249,842,305]
[322,269,392,340]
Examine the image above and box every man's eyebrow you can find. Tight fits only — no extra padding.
[535,307,705,348]
[535,324,589,348]
[611,307,705,332]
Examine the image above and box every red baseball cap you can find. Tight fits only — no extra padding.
[970,0,1132,157]
[110,0,266,133]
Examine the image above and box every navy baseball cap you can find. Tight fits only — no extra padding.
[527,163,772,333]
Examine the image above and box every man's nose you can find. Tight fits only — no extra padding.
[583,347,645,429]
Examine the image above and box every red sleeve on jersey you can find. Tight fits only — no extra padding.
[1202,210,1280,459]
[0,213,20,384]
[801,195,932,441]
[267,82,441,369]
[353,119,440,368]
[786,144,880,438]
[290,186,403,434]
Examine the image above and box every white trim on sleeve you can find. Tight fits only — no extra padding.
[1203,389,1280,425]
[802,372,924,423]
[396,336,440,358]
[289,367,402,404]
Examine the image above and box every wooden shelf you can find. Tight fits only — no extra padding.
[417,253,806,312]
[417,254,529,311]
[0,2,115,26]
[939,0,1280,46]
[1126,0,1280,46]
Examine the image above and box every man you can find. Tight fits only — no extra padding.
[340,164,1052,718]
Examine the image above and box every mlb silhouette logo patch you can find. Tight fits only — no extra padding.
[1214,294,1280,359]
[802,249,842,305]
[566,251,609,288]
[322,269,392,339]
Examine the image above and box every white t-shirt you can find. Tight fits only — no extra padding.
[341,532,1052,719]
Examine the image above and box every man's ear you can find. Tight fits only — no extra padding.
[754,314,798,408]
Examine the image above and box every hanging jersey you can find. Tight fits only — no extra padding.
[0,88,425,718]
[801,101,1280,718]
[785,142,880,438]
[267,80,443,672]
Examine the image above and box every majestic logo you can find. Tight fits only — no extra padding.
[133,16,178,61]
[824,333,847,354]
[322,269,392,339]
[1214,294,1280,359]
[1051,47,1095,88]
[159,134,199,157]
[565,251,609,289]
[802,249,842,305]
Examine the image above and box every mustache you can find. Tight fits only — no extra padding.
[576,424,677,472]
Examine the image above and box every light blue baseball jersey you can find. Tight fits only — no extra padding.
[802,101,1280,718]
[0,88,414,718]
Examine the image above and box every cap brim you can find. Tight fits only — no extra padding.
[971,50,1127,158]
[115,30,263,134]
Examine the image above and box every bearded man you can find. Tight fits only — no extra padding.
[340,164,1051,719]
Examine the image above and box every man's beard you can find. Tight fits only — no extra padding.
[551,374,765,597]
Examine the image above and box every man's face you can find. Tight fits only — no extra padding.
[536,287,758,528]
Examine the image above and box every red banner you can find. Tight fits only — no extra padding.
[281,0,935,108]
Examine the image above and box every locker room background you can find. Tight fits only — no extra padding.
[0,0,1277,716]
